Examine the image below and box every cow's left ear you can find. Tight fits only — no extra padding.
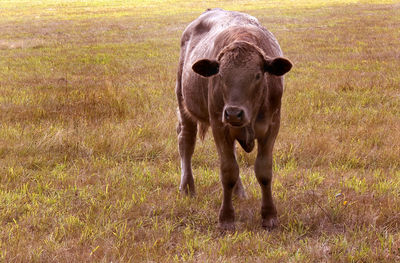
[263,57,292,76]
[192,59,219,77]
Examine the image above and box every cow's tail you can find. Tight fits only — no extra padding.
[198,123,209,141]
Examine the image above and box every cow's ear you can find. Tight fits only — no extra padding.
[192,59,219,77]
[263,57,292,76]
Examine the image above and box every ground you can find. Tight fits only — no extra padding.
[0,0,399,262]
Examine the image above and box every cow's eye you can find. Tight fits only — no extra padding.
[255,72,262,81]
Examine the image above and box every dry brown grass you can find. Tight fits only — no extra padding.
[0,0,399,262]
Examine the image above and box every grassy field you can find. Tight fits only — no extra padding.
[0,0,399,262]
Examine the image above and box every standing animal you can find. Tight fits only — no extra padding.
[176,8,292,231]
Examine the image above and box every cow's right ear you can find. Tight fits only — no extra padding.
[192,59,219,77]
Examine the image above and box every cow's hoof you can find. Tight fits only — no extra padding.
[179,182,195,197]
[262,215,279,231]
[218,221,235,232]
[179,188,195,197]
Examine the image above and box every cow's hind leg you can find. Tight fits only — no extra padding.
[233,175,247,199]
[177,112,197,195]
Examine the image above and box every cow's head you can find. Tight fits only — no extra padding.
[192,41,292,127]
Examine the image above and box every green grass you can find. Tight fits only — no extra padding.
[0,0,399,262]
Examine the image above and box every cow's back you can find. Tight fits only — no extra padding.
[182,9,260,56]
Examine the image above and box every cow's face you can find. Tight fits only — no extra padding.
[192,42,292,127]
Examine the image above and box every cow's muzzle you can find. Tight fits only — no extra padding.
[223,106,247,127]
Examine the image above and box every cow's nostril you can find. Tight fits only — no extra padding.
[237,110,243,119]
[224,109,230,120]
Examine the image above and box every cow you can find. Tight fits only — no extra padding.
[176,8,292,231]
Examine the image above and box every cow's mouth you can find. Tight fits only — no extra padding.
[228,121,244,127]
[224,120,250,128]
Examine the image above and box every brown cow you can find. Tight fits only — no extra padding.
[176,9,292,231]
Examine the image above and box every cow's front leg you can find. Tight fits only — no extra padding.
[213,128,238,231]
[219,154,239,231]
[255,122,280,230]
